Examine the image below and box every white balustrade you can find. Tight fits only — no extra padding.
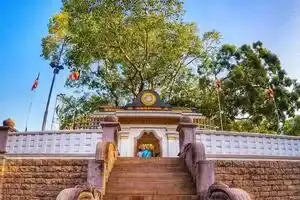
[6,130,102,155]
[196,130,300,158]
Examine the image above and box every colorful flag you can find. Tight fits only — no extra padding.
[31,73,40,91]
[215,80,222,91]
[266,88,274,102]
[69,71,80,80]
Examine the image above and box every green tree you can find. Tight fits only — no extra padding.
[42,0,219,106]
[57,94,108,129]
[284,116,300,136]
[197,41,300,132]
[42,1,299,134]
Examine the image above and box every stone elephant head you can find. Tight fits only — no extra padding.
[56,185,101,200]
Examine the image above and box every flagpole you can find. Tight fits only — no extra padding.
[50,94,59,130]
[41,42,65,131]
[216,88,223,131]
[25,90,36,132]
[273,99,282,134]
[51,93,65,130]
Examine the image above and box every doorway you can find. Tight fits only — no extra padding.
[135,131,161,157]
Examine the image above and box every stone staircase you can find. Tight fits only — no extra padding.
[103,157,198,200]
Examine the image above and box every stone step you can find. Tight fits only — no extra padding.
[114,163,185,168]
[105,182,196,195]
[111,166,188,173]
[116,158,182,165]
[108,176,193,183]
[103,194,199,200]
[108,172,191,179]
[106,179,194,190]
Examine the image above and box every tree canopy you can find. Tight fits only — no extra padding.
[284,116,300,136]
[42,0,300,134]
[196,42,300,133]
[42,0,220,105]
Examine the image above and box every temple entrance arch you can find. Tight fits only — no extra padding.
[134,130,162,157]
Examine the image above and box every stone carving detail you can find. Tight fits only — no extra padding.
[94,141,118,195]
[207,183,251,200]
[180,116,193,123]
[103,142,117,187]
[178,122,252,199]
[56,141,117,199]
[104,115,118,122]
[3,118,15,128]
[56,185,101,200]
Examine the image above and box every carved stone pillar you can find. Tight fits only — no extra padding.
[101,116,121,144]
[176,116,197,152]
[0,126,9,154]
[87,116,120,194]
[196,160,215,197]
[0,126,9,200]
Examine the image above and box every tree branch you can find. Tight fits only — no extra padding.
[234,116,251,120]
[166,55,199,98]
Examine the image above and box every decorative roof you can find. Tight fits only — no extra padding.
[125,90,171,108]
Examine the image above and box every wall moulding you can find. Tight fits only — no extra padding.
[206,154,300,161]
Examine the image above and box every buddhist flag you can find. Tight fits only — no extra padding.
[31,73,40,91]
[266,87,274,102]
[69,71,80,80]
[215,80,222,91]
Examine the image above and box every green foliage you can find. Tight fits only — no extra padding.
[196,41,300,133]
[284,116,300,136]
[42,0,219,106]
[57,94,108,129]
[42,1,300,134]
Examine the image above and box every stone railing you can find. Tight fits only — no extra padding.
[177,116,251,200]
[197,130,300,159]
[101,142,117,196]
[6,130,102,156]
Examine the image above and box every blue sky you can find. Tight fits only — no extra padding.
[0,0,299,131]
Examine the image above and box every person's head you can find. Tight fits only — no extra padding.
[138,148,142,152]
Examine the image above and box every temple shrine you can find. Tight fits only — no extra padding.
[72,90,216,157]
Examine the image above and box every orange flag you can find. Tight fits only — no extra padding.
[69,72,80,80]
[31,73,40,91]
[266,88,274,102]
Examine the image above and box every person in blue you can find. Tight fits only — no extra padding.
[137,148,143,157]
[142,147,152,158]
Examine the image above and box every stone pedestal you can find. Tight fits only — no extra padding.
[0,126,9,154]
[176,116,197,151]
[196,160,215,196]
[101,116,120,144]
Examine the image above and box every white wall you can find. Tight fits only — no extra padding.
[6,130,102,155]
[197,130,300,157]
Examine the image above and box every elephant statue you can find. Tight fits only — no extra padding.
[56,185,101,200]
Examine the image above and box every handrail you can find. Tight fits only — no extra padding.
[100,142,118,196]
